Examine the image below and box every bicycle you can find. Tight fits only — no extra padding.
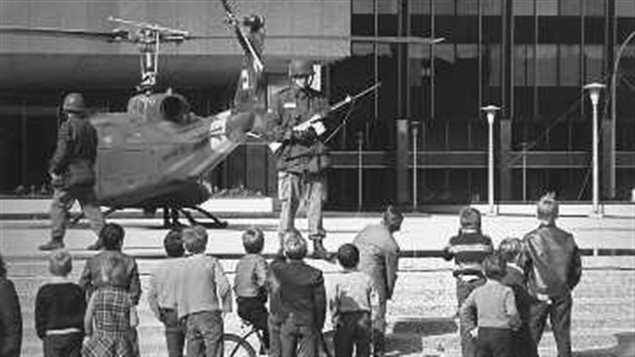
[221,320,266,357]
[220,320,335,357]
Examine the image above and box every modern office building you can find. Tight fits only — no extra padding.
[1,0,634,209]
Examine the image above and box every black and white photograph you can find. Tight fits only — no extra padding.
[0,0,634,356]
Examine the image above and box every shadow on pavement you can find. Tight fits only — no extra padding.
[384,318,457,356]
[574,332,635,357]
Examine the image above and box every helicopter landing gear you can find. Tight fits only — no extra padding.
[162,206,228,229]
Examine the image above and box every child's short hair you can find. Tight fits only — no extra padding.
[482,253,505,279]
[183,226,208,254]
[537,193,559,222]
[336,244,359,269]
[498,237,524,263]
[100,223,125,250]
[460,207,482,229]
[164,229,184,258]
[242,227,264,254]
[383,205,404,232]
[49,249,72,276]
[283,230,307,260]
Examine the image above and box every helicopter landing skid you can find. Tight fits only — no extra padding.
[162,206,228,229]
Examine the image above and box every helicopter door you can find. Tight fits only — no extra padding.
[94,121,157,202]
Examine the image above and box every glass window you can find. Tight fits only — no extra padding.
[352,15,375,36]
[457,0,478,15]
[514,45,528,86]
[559,45,580,86]
[482,0,502,15]
[526,45,536,86]
[447,16,479,43]
[352,41,374,56]
[618,20,635,43]
[560,0,581,15]
[352,0,374,14]
[433,0,455,15]
[584,45,604,82]
[378,0,398,14]
[514,0,535,16]
[616,0,635,17]
[410,0,431,14]
[514,87,534,119]
[537,0,558,15]
[536,44,557,86]
[378,14,398,36]
[583,0,605,16]
[489,45,502,87]
[584,18,605,44]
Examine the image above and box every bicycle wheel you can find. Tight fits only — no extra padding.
[220,333,257,357]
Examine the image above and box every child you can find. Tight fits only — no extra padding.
[78,223,141,304]
[460,253,521,357]
[499,238,537,357]
[275,230,326,357]
[329,243,379,357]
[234,227,270,351]
[35,250,86,357]
[78,223,141,356]
[442,207,493,357]
[82,254,137,357]
[148,229,186,357]
[175,226,232,357]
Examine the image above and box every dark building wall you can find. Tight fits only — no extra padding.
[323,0,635,208]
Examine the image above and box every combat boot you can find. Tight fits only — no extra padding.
[38,238,64,251]
[312,240,333,260]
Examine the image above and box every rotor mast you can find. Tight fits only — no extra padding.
[108,16,189,91]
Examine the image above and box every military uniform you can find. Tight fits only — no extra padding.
[268,70,331,256]
[40,93,105,251]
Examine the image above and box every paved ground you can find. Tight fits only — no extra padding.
[1,213,634,356]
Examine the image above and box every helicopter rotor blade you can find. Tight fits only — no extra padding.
[264,34,444,44]
[0,26,128,42]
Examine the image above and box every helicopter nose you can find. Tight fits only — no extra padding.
[225,111,255,141]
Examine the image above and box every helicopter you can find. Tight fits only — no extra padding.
[0,0,269,228]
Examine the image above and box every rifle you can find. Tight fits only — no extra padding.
[220,0,264,73]
[268,82,381,153]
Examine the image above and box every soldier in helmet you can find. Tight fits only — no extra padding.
[267,59,332,260]
[38,93,105,251]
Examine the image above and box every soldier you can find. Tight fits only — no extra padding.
[39,93,105,251]
[268,59,331,259]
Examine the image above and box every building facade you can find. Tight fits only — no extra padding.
[329,0,634,208]
[1,0,633,209]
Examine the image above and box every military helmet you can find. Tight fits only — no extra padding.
[62,92,86,114]
[288,59,314,77]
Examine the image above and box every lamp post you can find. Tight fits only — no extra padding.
[520,142,528,202]
[356,131,364,212]
[411,121,420,211]
[481,105,500,216]
[584,82,605,217]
